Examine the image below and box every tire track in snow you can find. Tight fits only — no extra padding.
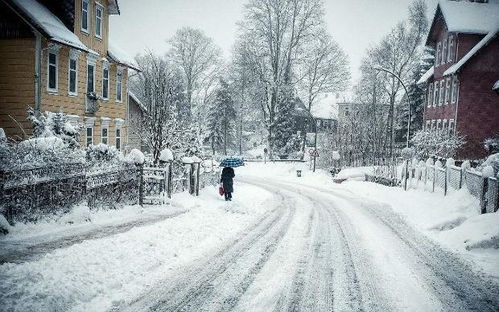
[117,190,296,312]
[0,210,188,264]
[268,178,499,312]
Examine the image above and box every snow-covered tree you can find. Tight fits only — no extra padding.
[206,79,236,155]
[273,86,300,157]
[168,27,222,119]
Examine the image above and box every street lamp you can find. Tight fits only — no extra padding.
[373,66,412,148]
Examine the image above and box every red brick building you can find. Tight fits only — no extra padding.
[418,0,499,160]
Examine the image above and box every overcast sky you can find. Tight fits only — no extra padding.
[110,0,439,85]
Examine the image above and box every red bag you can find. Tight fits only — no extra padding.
[219,186,224,196]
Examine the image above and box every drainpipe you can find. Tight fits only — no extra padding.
[34,31,42,116]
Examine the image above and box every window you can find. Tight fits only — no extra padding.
[81,0,89,33]
[87,63,95,94]
[436,42,441,65]
[449,119,455,135]
[101,126,108,144]
[442,119,448,131]
[426,120,431,130]
[95,3,103,38]
[437,119,442,130]
[433,81,438,107]
[452,76,458,104]
[442,39,447,64]
[68,51,79,96]
[86,127,93,146]
[116,69,123,102]
[427,83,433,107]
[445,77,451,105]
[431,120,436,130]
[102,61,109,100]
[439,80,444,106]
[47,51,58,93]
[115,128,121,150]
[448,35,455,62]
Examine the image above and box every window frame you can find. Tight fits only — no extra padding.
[433,80,438,107]
[95,2,104,39]
[47,49,59,93]
[442,39,447,64]
[115,127,121,150]
[68,50,79,96]
[81,0,90,34]
[101,126,109,145]
[116,68,123,103]
[102,60,109,100]
[86,62,96,94]
[445,77,451,105]
[438,80,444,106]
[447,35,454,63]
[86,126,93,146]
[427,83,433,108]
[436,42,442,65]
[451,76,458,104]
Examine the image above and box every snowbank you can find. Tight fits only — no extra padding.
[334,167,373,181]
[340,180,499,279]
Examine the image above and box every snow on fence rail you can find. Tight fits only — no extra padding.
[368,160,499,214]
[0,160,219,223]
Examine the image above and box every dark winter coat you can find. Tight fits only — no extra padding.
[221,167,235,193]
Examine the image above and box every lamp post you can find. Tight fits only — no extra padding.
[373,66,412,148]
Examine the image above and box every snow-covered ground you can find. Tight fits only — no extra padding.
[240,162,499,281]
[1,162,498,311]
[0,183,276,311]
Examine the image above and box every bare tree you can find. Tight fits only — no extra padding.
[131,53,186,164]
[237,0,325,157]
[168,27,222,119]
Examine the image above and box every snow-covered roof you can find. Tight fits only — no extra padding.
[438,0,499,34]
[107,0,120,15]
[108,42,140,71]
[128,91,147,112]
[493,80,499,91]
[7,0,89,52]
[416,66,434,85]
[311,93,337,120]
[444,27,499,76]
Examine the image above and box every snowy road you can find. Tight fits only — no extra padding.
[115,177,499,312]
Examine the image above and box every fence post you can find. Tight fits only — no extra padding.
[404,160,409,191]
[138,164,144,206]
[189,163,195,195]
[167,161,173,199]
[195,162,201,196]
[444,167,448,196]
[480,177,488,214]
[458,168,463,189]
[432,166,436,193]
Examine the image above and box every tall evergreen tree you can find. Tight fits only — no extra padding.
[273,86,300,157]
[207,79,236,155]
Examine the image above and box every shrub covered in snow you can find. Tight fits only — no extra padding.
[480,153,499,177]
[484,137,499,154]
[159,148,174,162]
[126,149,145,165]
[411,129,465,159]
[27,108,81,149]
[86,143,122,164]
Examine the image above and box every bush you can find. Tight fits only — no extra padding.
[411,129,465,159]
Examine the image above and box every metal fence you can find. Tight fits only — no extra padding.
[1,160,219,223]
[396,161,499,214]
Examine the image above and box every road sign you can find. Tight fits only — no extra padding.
[309,149,319,157]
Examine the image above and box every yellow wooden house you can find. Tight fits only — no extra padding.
[0,0,139,150]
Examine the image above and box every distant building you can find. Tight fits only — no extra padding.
[127,91,148,152]
[293,98,337,134]
[418,0,499,159]
[337,102,390,123]
[0,0,139,150]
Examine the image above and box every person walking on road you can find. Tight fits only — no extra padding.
[221,167,235,201]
